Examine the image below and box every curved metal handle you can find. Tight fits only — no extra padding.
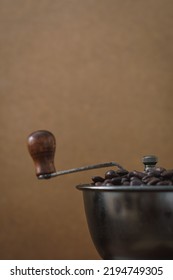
[27,130,125,180]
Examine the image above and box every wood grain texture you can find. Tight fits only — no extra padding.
[27,130,56,176]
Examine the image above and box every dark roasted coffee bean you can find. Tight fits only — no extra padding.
[161,170,173,179]
[135,171,146,179]
[129,170,146,179]
[154,167,166,173]
[111,177,121,185]
[130,176,138,181]
[91,163,173,187]
[92,176,105,183]
[127,171,134,179]
[116,169,129,176]
[147,170,161,177]
[147,177,160,185]
[130,179,142,186]
[130,176,138,182]
[142,175,151,184]
[103,179,112,185]
[122,181,130,186]
[121,177,129,184]
[156,180,173,186]
[105,182,114,186]
[105,170,117,179]
[95,181,103,186]
[121,174,129,180]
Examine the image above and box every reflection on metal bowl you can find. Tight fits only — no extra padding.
[76,185,173,259]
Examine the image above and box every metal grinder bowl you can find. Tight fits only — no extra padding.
[76,185,173,260]
[27,131,173,260]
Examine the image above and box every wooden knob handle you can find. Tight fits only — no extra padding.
[27,130,56,177]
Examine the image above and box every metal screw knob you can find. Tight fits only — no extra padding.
[142,155,158,171]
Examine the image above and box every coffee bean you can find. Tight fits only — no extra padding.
[130,176,137,181]
[105,182,114,186]
[161,170,173,179]
[91,162,173,187]
[95,181,103,186]
[92,176,105,183]
[121,177,129,184]
[111,177,121,185]
[130,170,146,179]
[122,181,130,186]
[147,177,160,185]
[130,179,142,186]
[157,180,173,186]
[147,170,161,177]
[105,170,117,179]
[142,175,151,184]
[127,172,134,179]
[116,169,129,176]
[155,167,166,173]
[103,179,112,185]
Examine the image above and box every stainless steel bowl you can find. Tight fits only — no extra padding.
[77,185,173,259]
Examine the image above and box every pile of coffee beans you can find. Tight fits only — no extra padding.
[91,167,173,186]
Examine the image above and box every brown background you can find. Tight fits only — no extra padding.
[0,0,173,259]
